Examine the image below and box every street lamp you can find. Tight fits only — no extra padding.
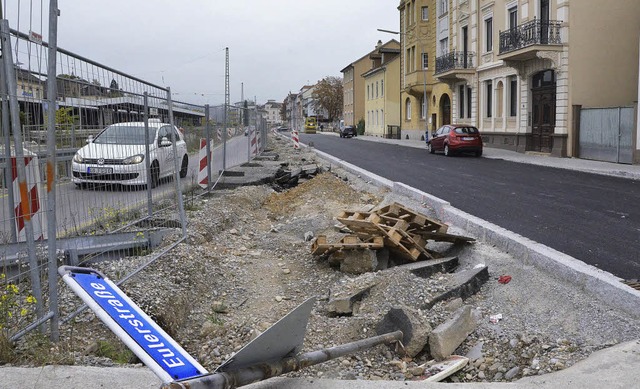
[377,28,429,142]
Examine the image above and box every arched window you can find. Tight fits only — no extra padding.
[406,98,412,120]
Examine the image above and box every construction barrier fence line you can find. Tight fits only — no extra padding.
[0,2,270,343]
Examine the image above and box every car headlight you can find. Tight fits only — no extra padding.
[123,154,144,165]
[73,153,85,163]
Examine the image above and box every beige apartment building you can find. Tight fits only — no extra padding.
[435,0,640,161]
[363,44,401,137]
[342,40,400,128]
[398,0,453,141]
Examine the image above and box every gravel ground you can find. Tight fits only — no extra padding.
[9,134,640,383]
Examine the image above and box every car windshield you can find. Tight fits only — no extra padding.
[454,127,479,135]
[93,125,155,145]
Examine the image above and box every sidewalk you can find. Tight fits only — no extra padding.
[332,132,640,181]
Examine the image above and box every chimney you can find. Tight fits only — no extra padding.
[376,40,383,49]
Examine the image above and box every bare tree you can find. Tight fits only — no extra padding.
[312,76,343,122]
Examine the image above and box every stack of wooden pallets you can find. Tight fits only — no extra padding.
[311,203,474,262]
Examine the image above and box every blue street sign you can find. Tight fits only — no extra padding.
[59,267,207,383]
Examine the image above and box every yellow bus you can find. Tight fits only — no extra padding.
[304,116,317,134]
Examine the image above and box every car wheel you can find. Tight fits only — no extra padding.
[427,142,435,154]
[340,133,343,138]
[179,155,189,178]
[150,161,160,188]
[444,144,451,157]
[475,150,483,157]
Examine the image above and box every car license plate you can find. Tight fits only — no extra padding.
[88,167,113,174]
[462,137,475,141]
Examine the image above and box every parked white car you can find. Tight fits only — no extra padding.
[71,121,189,188]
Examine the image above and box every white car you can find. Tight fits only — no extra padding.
[72,121,189,188]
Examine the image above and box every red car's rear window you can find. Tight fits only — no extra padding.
[453,127,479,135]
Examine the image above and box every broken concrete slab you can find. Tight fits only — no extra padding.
[423,266,489,309]
[429,305,478,360]
[376,306,432,358]
[328,281,377,316]
[395,257,459,279]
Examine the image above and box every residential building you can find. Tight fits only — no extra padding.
[263,100,282,127]
[435,0,640,162]
[398,0,453,140]
[342,40,401,129]
[363,42,401,137]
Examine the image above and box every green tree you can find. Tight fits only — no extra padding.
[55,107,78,126]
[356,118,365,135]
[312,76,343,121]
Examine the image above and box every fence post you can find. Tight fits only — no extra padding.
[0,19,44,326]
[0,32,17,244]
[166,87,187,239]
[205,104,212,190]
[143,93,153,219]
[45,0,60,341]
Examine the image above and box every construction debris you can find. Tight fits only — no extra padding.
[311,202,475,265]
[429,305,479,360]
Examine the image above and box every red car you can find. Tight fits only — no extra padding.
[426,124,483,157]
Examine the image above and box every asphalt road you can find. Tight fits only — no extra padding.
[301,133,640,280]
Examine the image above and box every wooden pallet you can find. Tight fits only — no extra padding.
[376,202,448,233]
[311,235,385,256]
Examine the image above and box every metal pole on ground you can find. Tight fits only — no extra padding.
[45,0,60,341]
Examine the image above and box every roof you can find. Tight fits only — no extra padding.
[341,39,400,73]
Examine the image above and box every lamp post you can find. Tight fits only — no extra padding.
[377,28,429,142]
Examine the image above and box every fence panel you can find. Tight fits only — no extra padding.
[579,107,634,164]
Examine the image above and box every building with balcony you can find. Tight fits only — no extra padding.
[341,40,400,128]
[363,44,401,137]
[436,0,640,160]
[399,0,453,141]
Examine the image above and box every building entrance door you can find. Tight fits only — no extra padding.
[531,70,556,153]
[440,94,451,125]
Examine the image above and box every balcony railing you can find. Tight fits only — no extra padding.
[435,51,475,75]
[499,18,562,55]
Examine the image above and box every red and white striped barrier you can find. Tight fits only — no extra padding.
[216,128,222,142]
[198,138,214,188]
[11,153,45,241]
[256,128,262,152]
[227,128,233,138]
[292,129,300,149]
[250,126,258,156]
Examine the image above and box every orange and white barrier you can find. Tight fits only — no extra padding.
[10,152,45,241]
[198,138,213,188]
[292,129,300,149]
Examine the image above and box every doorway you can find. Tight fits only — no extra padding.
[530,70,556,153]
[440,94,451,125]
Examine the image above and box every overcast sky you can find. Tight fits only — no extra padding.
[4,1,399,106]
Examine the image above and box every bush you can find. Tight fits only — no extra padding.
[356,119,365,135]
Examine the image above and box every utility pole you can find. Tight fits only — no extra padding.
[223,47,229,171]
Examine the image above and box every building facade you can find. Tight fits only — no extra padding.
[435,0,640,161]
[342,40,401,129]
[263,100,282,127]
[363,44,401,137]
[398,0,453,141]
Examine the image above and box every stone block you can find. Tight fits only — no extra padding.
[429,305,478,360]
[376,306,432,358]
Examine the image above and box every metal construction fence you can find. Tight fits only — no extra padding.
[1,3,267,344]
